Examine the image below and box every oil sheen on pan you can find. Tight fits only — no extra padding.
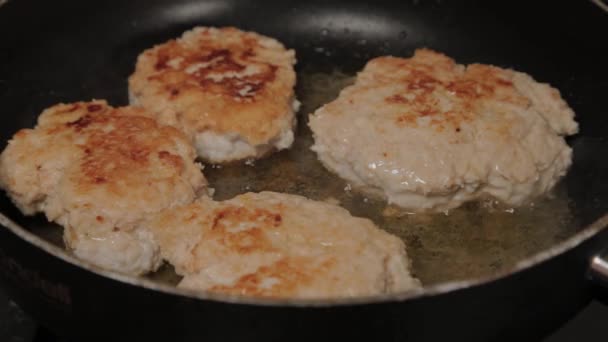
[15,68,578,287]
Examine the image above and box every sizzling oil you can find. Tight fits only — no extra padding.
[26,69,578,286]
[202,68,578,285]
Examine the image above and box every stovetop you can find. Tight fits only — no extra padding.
[1,286,606,341]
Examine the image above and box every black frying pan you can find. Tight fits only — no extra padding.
[1,0,608,341]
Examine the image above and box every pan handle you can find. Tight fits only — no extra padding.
[588,250,608,305]
[590,0,608,13]
[589,252,608,287]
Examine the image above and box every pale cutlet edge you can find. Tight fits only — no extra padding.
[128,26,299,163]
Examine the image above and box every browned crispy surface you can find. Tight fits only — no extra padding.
[146,192,420,299]
[209,256,336,297]
[129,27,296,145]
[0,99,207,239]
[0,100,208,274]
[353,49,531,132]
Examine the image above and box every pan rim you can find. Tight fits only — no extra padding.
[1,209,607,307]
[0,0,606,308]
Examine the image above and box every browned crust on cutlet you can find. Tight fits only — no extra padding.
[51,102,192,196]
[6,100,206,213]
[147,192,419,298]
[359,49,531,132]
[129,27,296,145]
[207,205,282,254]
[150,45,278,101]
[179,202,341,297]
[209,256,336,297]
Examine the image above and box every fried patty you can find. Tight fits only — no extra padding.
[309,49,578,212]
[0,100,208,274]
[144,191,420,299]
[129,27,299,163]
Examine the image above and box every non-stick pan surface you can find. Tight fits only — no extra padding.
[1,0,608,341]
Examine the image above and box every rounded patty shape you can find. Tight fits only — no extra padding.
[129,26,299,163]
[0,100,208,275]
[144,191,420,299]
[309,49,578,212]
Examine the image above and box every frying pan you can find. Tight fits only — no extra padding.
[1,0,608,341]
